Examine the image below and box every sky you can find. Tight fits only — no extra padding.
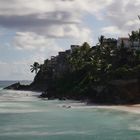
[0,0,140,80]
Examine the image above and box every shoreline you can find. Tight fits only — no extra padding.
[2,88,140,114]
[4,78,140,105]
[85,104,140,114]
[3,82,140,114]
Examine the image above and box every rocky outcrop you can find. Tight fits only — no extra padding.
[4,82,31,91]
[38,91,48,98]
[4,82,21,90]
[4,79,140,105]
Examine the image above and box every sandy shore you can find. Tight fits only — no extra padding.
[94,104,140,114]
[59,101,140,114]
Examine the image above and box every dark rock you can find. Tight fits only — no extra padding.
[4,82,31,91]
[96,79,140,104]
[4,82,21,90]
[39,91,48,98]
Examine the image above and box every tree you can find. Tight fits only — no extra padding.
[129,31,137,47]
[30,62,40,75]
[138,29,140,47]
[69,42,91,71]
[98,35,105,50]
[98,35,104,46]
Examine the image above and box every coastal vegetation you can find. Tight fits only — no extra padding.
[5,29,140,104]
[30,62,41,75]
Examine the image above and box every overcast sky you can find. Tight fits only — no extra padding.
[0,0,140,80]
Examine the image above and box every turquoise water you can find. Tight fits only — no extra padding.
[0,82,140,140]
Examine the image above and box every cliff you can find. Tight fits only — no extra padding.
[5,78,140,105]
[93,79,140,104]
[4,39,140,104]
[4,82,30,90]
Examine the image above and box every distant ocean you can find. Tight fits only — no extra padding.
[0,80,32,88]
[0,81,140,140]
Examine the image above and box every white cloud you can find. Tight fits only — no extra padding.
[0,0,115,51]
[105,0,140,32]
[125,19,140,27]
[0,0,113,16]
[0,62,32,80]
[13,32,62,52]
[0,0,139,39]
[101,26,121,35]
[101,26,128,37]
[0,0,113,37]
[1,0,140,80]
[71,27,93,45]
[0,61,7,65]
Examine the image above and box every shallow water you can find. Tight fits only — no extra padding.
[0,81,140,140]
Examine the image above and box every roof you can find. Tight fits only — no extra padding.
[118,37,129,40]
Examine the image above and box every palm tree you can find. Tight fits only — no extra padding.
[129,31,137,48]
[81,42,91,60]
[98,35,105,48]
[120,40,125,48]
[138,29,140,47]
[30,62,40,75]
[69,42,91,71]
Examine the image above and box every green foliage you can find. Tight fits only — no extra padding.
[33,29,140,102]
[128,29,140,47]
[30,62,40,75]
[112,67,131,79]
[133,65,140,78]
[69,42,91,71]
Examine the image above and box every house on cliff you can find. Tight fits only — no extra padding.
[71,45,80,52]
[117,37,140,50]
[102,38,117,47]
[52,49,72,78]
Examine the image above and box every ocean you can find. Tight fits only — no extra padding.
[0,81,140,140]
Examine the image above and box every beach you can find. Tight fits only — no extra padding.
[1,81,140,140]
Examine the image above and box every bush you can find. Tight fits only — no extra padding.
[112,67,133,79]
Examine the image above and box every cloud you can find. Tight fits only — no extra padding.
[101,26,121,35]
[101,26,128,37]
[0,0,139,39]
[0,0,113,37]
[0,0,112,16]
[0,0,114,53]
[13,32,59,50]
[70,27,93,44]
[104,0,140,34]
[13,32,64,59]
[1,0,140,80]
[0,0,78,36]
[0,62,33,80]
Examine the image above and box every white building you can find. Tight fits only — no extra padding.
[117,38,131,48]
[117,37,140,50]
[71,45,80,52]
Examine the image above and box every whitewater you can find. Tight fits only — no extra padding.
[0,81,140,140]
